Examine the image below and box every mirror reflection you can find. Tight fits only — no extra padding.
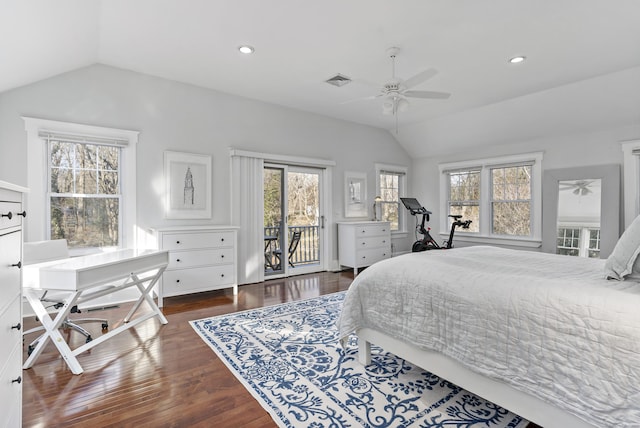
[556,179,601,257]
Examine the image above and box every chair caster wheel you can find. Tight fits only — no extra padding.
[85,336,93,343]
[102,323,109,329]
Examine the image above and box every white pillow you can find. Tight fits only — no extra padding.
[605,214,640,280]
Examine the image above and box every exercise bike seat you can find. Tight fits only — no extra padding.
[448,214,463,219]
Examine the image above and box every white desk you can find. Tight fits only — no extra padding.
[22,249,169,375]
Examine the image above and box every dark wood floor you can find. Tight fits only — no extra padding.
[22,270,540,428]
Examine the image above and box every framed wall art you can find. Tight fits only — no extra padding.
[164,151,212,219]
[344,171,368,217]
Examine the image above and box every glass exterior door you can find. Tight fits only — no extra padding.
[264,165,324,277]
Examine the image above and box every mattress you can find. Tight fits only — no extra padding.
[337,246,640,427]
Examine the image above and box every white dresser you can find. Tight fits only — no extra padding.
[152,226,238,306]
[0,181,27,428]
[338,221,391,275]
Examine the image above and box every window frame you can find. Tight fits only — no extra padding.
[375,163,408,235]
[23,117,138,255]
[438,152,543,247]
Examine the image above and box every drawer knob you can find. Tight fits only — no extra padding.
[11,261,21,269]
[176,259,181,262]
[382,240,386,243]
[221,254,225,258]
[17,211,26,218]
[176,279,180,283]
[1,211,12,220]
[11,323,21,331]
[176,240,181,244]
[12,376,21,384]
[221,274,225,278]
[221,238,225,242]
[361,242,366,246]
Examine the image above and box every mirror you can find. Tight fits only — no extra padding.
[556,179,601,257]
[542,165,620,258]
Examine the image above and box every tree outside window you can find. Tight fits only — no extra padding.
[491,166,532,236]
[379,172,400,230]
[376,166,407,232]
[440,153,542,241]
[49,140,121,249]
[448,170,480,233]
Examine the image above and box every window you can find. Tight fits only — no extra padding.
[556,226,600,258]
[491,165,531,236]
[23,117,138,254]
[439,152,543,244]
[376,164,408,233]
[448,170,480,233]
[557,227,581,256]
[48,138,121,249]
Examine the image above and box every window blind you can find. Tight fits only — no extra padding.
[39,131,129,147]
[379,169,406,176]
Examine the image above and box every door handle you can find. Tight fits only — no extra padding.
[320,215,325,229]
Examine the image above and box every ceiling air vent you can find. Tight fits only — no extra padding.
[325,73,352,87]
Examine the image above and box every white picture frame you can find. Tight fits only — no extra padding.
[164,151,212,219]
[345,171,368,218]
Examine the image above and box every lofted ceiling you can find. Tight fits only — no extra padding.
[2,0,640,157]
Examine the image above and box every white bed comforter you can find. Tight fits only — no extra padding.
[337,246,640,427]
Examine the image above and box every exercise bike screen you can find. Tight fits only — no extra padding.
[400,197,424,211]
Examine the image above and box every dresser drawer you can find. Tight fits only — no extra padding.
[0,344,21,424]
[162,231,235,250]
[168,248,234,269]
[0,202,22,231]
[355,247,391,267]
[354,223,389,237]
[356,235,390,249]
[0,231,21,315]
[163,265,236,296]
[0,295,21,374]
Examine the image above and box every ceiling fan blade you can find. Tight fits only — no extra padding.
[404,90,451,99]
[403,68,438,89]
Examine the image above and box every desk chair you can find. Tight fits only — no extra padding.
[22,239,109,355]
[273,231,302,269]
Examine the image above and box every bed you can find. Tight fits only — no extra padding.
[337,244,640,428]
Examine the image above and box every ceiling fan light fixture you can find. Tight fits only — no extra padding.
[382,99,395,115]
[238,45,255,54]
[397,98,410,112]
[509,55,526,64]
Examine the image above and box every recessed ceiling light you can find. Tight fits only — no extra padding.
[238,45,255,54]
[509,56,526,64]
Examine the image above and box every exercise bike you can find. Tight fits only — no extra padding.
[400,197,472,252]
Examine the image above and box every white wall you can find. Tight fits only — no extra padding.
[0,64,413,262]
[411,124,640,249]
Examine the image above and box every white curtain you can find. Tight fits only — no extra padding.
[230,153,264,284]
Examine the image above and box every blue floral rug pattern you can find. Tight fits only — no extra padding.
[190,292,528,428]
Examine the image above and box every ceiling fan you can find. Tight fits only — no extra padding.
[350,47,451,116]
[559,180,594,196]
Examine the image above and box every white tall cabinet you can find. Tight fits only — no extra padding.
[151,226,238,306]
[338,221,391,275]
[0,181,27,428]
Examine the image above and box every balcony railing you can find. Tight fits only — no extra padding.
[264,225,319,269]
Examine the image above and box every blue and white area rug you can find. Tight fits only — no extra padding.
[190,292,528,428]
